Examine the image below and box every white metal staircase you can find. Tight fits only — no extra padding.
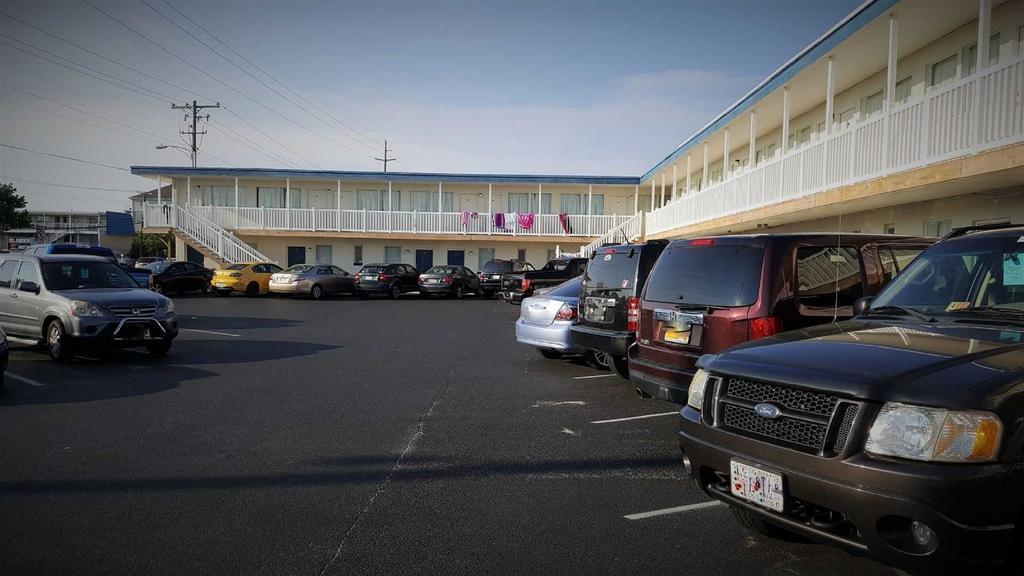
[579,213,644,257]
[155,204,273,264]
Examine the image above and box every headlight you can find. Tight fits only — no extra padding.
[865,403,1002,462]
[687,368,711,410]
[70,300,103,317]
[159,298,175,314]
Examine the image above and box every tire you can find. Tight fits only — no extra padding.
[538,348,563,359]
[611,355,630,379]
[584,350,611,371]
[216,289,231,297]
[390,284,401,299]
[454,285,464,299]
[146,339,172,357]
[46,319,74,362]
[245,282,260,297]
[730,507,805,542]
[483,290,494,299]
[310,284,324,300]
[203,282,214,295]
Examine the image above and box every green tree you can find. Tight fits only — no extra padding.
[0,183,31,248]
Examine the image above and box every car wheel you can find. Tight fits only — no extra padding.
[216,289,230,297]
[730,507,806,542]
[46,319,74,363]
[245,282,260,297]
[611,355,629,379]
[454,285,463,299]
[203,282,214,295]
[146,339,172,357]
[310,284,323,300]
[584,350,611,371]
[538,348,562,359]
[390,284,400,299]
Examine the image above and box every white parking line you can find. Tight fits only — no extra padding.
[624,501,723,520]
[590,411,679,424]
[179,328,241,338]
[573,374,618,380]
[7,373,47,387]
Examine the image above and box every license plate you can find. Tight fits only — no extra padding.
[663,328,691,344]
[730,460,785,512]
[363,275,377,281]
[491,274,500,280]
[427,278,438,284]
[215,283,229,288]
[504,292,513,299]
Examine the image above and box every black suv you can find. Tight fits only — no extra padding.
[477,259,533,299]
[678,224,1024,573]
[570,241,667,378]
[354,263,420,299]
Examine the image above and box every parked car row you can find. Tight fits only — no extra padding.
[513,228,1024,573]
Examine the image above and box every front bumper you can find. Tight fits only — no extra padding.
[515,318,581,352]
[678,407,1019,571]
[628,345,694,403]
[570,324,633,356]
[69,314,178,347]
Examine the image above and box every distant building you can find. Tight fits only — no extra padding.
[8,210,136,255]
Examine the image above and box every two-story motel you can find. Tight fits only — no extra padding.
[134,0,1024,271]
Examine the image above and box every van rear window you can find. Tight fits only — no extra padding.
[585,252,639,294]
[644,245,763,307]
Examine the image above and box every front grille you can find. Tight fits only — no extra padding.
[715,377,855,455]
[108,305,156,318]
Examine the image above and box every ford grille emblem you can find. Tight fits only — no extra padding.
[754,403,781,419]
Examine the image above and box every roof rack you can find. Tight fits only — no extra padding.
[941,222,1021,241]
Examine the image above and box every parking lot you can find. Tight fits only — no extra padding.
[0,295,900,575]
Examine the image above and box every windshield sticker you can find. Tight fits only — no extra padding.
[1004,253,1024,285]
[621,279,629,288]
[603,254,613,261]
[946,301,972,312]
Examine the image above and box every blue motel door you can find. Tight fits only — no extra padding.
[415,250,433,272]
[447,250,465,266]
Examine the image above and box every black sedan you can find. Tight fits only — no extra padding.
[147,260,214,295]
[418,265,481,299]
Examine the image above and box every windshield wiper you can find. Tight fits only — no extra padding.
[948,306,1024,321]
[865,305,937,323]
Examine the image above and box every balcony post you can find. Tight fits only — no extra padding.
[884,13,898,170]
[977,0,991,73]
[782,87,790,153]
[285,178,291,229]
[825,56,835,136]
[488,183,493,235]
[723,128,730,178]
[537,183,543,215]
[660,173,666,207]
[312,206,317,231]
[336,179,341,232]
[749,109,757,168]
[234,177,239,229]
[156,176,162,205]
[686,154,691,193]
[672,164,677,201]
[587,184,593,236]
[702,141,709,190]
[388,180,393,232]
[649,178,655,210]
[439,181,443,213]
[362,208,367,233]
[186,176,191,206]
[633,184,638,215]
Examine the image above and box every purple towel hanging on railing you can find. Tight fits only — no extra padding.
[494,212,505,229]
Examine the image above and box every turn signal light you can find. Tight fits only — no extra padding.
[521,278,532,291]
[442,276,453,284]
[626,297,640,332]
[750,316,782,339]
[555,303,577,320]
[378,273,390,282]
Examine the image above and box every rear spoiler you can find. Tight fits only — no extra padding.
[942,222,1020,240]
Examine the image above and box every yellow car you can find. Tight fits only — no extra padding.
[212,262,283,296]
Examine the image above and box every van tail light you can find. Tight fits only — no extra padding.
[442,276,453,284]
[355,274,361,281]
[521,278,531,291]
[689,238,715,246]
[555,303,577,321]
[626,297,640,332]
[378,273,390,282]
[750,316,782,340]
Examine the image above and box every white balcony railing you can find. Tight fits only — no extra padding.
[647,53,1024,236]
[145,204,630,238]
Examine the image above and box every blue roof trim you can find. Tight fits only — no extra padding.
[130,166,640,186]
[640,0,898,183]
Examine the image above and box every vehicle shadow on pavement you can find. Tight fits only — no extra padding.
[178,315,303,330]
[167,339,339,364]
[0,454,684,495]
[0,362,214,406]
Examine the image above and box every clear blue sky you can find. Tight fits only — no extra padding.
[0,0,860,211]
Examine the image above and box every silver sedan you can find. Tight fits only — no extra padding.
[269,265,355,299]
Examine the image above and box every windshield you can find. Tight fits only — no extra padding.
[546,276,583,298]
[644,243,764,307]
[541,260,570,271]
[426,266,458,275]
[585,251,638,295]
[872,235,1024,317]
[360,266,385,273]
[41,261,139,290]
[225,264,248,271]
[481,260,511,273]
[146,261,171,273]
[284,265,314,273]
[50,245,116,261]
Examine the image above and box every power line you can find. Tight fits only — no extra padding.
[0,143,130,172]
[0,95,166,145]
[375,140,398,172]
[164,0,382,151]
[221,105,317,169]
[207,117,300,168]
[171,100,220,167]
[3,175,140,193]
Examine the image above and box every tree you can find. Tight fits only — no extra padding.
[0,183,31,248]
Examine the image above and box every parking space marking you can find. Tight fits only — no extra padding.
[572,374,618,380]
[591,411,678,424]
[7,373,47,387]
[533,401,587,407]
[624,500,723,520]
[179,328,242,338]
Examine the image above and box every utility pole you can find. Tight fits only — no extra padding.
[171,100,220,167]
[375,139,397,173]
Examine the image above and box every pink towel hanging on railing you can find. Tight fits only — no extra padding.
[461,211,470,227]
[558,213,572,234]
[518,212,534,230]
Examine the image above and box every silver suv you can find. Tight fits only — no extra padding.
[0,254,178,361]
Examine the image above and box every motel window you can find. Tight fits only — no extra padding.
[590,194,604,215]
[924,218,952,237]
[201,186,237,206]
[478,248,494,271]
[256,187,285,208]
[507,192,551,214]
[560,193,603,215]
[929,54,958,88]
[862,90,883,118]
[409,191,453,212]
[788,126,811,150]
[356,189,401,211]
[637,195,652,213]
[894,76,912,104]
[883,223,896,235]
[353,245,363,266]
[384,246,402,264]
[964,33,1001,76]
[756,144,777,164]
[837,107,857,127]
[517,249,527,262]
[286,188,302,208]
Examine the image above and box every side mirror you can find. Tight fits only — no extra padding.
[19,281,40,294]
[854,296,874,316]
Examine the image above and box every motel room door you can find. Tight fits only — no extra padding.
[308,189,332,209]
[447,250,465,266]
[415,250,433,272]
[459,193,477,213]
[287,246,306,267]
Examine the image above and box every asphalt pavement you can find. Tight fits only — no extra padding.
[0,294,901,575]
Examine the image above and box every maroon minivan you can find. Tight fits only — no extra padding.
[628,233,932,404]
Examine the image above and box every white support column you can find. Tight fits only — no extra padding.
[234,177,239,229]
[336,179,341,232]
[748,110,757,168]
[825,56,835,136]
[977,0,991,72]
[388,181,393,211]
[702,142,709,189]
[388,180,393,232]
[672,164,677,201]
[537,183,543,214]
[633,184,638,214]
[172,178,177,205]
[157,176,162,204]
[587,184,593,236]
[884,13,898,168]
[650,178,655,209]
[782,87,791,153]
[186,176,191,206]
[285,178,291,229]
[438,181,443,212]
[723,128,730,177]
[488,183,493,234]
[685,154,692,193]
[660,172,666,206]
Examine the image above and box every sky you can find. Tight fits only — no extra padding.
[0,0,861,212]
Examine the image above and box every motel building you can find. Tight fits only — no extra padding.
[135,0,1024,271]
